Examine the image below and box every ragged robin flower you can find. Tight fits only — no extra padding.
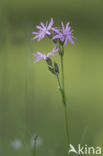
[33,47,58,63]
[52,22,74,46]
[32,18,54,41]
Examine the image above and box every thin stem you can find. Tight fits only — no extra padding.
[64,104,70,151]
[56,44,70,155]
[61,54,65,104]
[61,51,64,91]
[57,74,62,89]
[33,141,36,156]
[33,136,38,156]
[60,46,70,155]
[56,74,70,151]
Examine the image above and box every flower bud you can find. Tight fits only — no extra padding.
[53,39,58,44]
[59,51,63,56]
[46,57,52,66]
[48,66,56,75]
[54,62,59,74]
[58,46,64,56]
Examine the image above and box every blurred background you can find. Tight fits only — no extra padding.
[0,0,103,155]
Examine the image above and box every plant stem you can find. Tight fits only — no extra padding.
[33,136,38,156]
[56,44,70,155]
[57,74,62,90]
[61,51,64,91]
[33,141,36,156]
[60,46,70,155]
[64,103,70,152]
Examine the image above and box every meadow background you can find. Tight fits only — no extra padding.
[0,0,103,155]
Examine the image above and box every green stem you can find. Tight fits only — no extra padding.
[61,50,64,91]
[57,74,70,155]
[33,143,36,156]
[60,46,70,155]
[33,137,37,156]
[64,104,70,151]
[57,74,62,89]
[56,44,70,155]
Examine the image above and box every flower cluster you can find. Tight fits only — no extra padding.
[32,18,75,155]
[32,18,74,64]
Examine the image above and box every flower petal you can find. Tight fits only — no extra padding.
[47,48,58,57]
[64,38,68,45]
[52,27,60,34]
[61,21,65,31]
[52,35,61,40]
[32,32,39,34]
[40,22,45,28]
[32,35,40,40]
[66,22,70,29]
[47,18,54,30]
[36,25,43,30]
[69,38,74,44]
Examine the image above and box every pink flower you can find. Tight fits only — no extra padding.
[33,48,58,63]
[52,22,74,45]
[32,18,54,41]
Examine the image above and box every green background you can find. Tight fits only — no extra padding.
[0,0,103,155]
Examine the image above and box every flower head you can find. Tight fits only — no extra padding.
[52,22,74,45]
[32,18,54,41]
[33,48,58,63]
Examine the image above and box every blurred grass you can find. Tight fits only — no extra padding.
[0,0,103,156]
